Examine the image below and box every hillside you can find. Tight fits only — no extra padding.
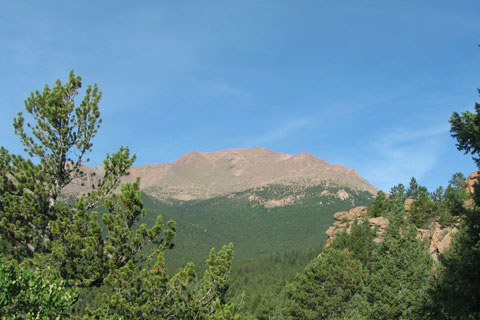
[140,184,374,271]
[61,147,379,269]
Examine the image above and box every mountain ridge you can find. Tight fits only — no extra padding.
[63,147,378,201]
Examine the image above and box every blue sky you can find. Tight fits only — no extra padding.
[1,1,479,191]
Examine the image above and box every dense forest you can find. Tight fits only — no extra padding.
[1,71,480,319]
[139,184,373,270]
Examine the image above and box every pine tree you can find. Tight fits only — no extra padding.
[428,87,480,319]
[368,191,390,217]
[406,177,420,199]
[444,172,469,215]
[409,187,436,227]
[283,248,367,320]
[450,91,480,167]
[331,219,376,265]
[389,183,406,201]
[0,257,77,319]
[354,215,433,319]
[0,71,237,317]
[283,206,433,319]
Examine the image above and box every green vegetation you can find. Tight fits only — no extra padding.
[1,69,480,319]
[283,214,433,320]
[140,184,373,271]
[0,72,237,319]
[278,84,480,319]
[427,96,480,319]
[367,173,468,228]
[228,246,324,319]
[138,184,373,318]
[284,247,368,319]
[0,257,77,319]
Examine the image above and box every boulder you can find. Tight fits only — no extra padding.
[429,222,459,259]
[368,217,389,230]
[333,211,348,220]
[465,171,479,196]
[404,199,414,211]
[325,226,336,237]
[417,228,431,240]
[349,206,368,217]
[335,189,351,200]
[437,231,454,254]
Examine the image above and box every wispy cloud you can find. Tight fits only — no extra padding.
[363,124,450,191]
[243,118,315,146]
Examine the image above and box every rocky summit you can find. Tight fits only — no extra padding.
[63,147,378,201]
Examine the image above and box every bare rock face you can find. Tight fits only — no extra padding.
[326,206,371,246]
[404,199,414,211]
[465,171,479,196]
[464,171,479,208]
[424,222,459,260]
[368,217,389,243]
[63,147,378,201]
[325,206,459,260]
[349,206,368,217]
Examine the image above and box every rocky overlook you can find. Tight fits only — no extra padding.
[63,147,378,201]
[325,204,460,261]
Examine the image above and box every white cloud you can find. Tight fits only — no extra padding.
[244,118,315,146]
[363,124,450,191]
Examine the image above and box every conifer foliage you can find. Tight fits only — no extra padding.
[0,257,77,319]
[428,88,480,319]
[0,71,236,318]
[283,247,367,319]
[283,216,433,320]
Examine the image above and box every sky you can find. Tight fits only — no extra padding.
[1,1,479,191]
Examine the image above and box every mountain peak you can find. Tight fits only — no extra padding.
[64,147,378,201]
[176,150,213,164]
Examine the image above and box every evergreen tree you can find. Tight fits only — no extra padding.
[353,215,433,319]
[428,87,480,319]
[444,172,469,215]
[431,207,480,319]
[0,72,237,317]
[409,187,436,227]
[450,91,480,167]
[283,248,367,320]
[430,186,445,203]
[389,183,406,201]
[86,244,236,319]
[368,191,390,217]
[283,205,433,319]
[0,257,77,319]
[389,183,409,213]
[406,177,420,199]
[331,219,376,265]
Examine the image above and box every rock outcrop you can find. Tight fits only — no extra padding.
[417,222,459,260]
[324,171,479,260]
[465,171,479,196]
[325,204,459,261]
[325,206,388,246]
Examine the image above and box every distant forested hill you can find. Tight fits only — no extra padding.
[139,183,374,271]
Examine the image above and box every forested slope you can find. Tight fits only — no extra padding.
[139,184,374,271]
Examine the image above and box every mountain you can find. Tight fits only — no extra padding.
[63,147,378,269]
[64,147,378,202]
